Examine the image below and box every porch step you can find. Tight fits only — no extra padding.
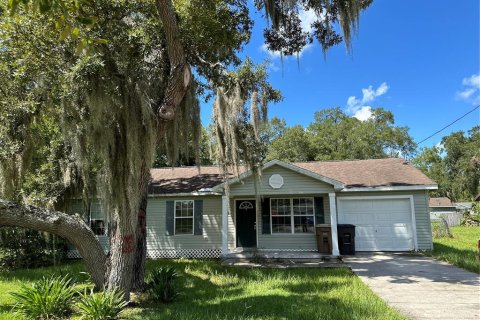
[222,251,346,268]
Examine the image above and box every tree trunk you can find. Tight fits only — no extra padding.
[131,185,149,291]
[106,218,137,299]
[0,199,107,288]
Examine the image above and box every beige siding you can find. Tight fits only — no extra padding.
[146,196,223,250]
[230,165,335,196]
[337,190,433,250]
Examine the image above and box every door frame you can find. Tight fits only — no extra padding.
[337,195,418,251]
[234,198,258,248]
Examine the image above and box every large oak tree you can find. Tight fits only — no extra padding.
[0,0,372,298]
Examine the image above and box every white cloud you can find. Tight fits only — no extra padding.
[345,82,389,121]
[457,73,480,104]
[298,8,317,33]
[353,106,373,121]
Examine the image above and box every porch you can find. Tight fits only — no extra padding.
[221,193,341,257]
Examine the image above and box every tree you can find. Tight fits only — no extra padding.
[413,126,480,201]
[1,0,373,298]
[267,107,416,162]
[266,125,315,162]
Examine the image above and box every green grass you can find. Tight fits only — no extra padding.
[0,260,405,320]
[428,225,480,274]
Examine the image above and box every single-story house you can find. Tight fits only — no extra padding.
[67,158,437,258]
[429,197,457,220]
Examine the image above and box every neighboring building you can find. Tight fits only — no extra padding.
[429,197,457,220]
[68,158,437,258]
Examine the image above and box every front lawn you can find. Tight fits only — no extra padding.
[0,260,405,320]
[428,225,480,274]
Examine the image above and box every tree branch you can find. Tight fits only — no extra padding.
[0,199,107,288]
[155,0,191,121]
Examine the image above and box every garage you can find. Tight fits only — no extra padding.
[337,197,416,251]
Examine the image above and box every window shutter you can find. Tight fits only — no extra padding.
[166,201,174,236]
[194,200,203,235]
[314,197,324,225]
[261,197,271,234]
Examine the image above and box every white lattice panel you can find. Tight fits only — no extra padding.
[147,249,222,259]
[67,250,82,259]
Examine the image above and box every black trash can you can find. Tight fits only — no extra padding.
[337,224,355,255]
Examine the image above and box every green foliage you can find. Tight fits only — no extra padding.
[10,275,77,319]
[427,226,480,274]
[145,266,181,303]
[413,126,480,201]
[77,288,128,320]
[266,107,415,162]
[0,261,405,319]
[0,228,67,269]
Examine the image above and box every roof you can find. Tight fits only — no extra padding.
[149,158,436,195]
[149,166,245,194]
[429,197,455,207]
[294,158,436,188]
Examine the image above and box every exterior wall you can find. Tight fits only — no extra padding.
[337,190,433,250]
[65,199,110,258]
[229,165,335,196]
[256,194,330,250]
[146,195,223,258]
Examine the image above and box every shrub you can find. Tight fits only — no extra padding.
[145,266,181,303]
[11,275,77,319]
[0,227,67,269]
[77,289,128,320]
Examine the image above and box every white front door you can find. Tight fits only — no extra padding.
[338,197,414,251]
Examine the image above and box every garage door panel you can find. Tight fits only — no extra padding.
[338,198,414,251]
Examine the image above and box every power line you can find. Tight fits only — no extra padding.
[416,104,480,145]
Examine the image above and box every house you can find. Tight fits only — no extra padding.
[67,158,437,258]
[429,197,457,220]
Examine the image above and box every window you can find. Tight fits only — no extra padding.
[90,202,105,236]
[175,200,194,235]
[270,198,315,234]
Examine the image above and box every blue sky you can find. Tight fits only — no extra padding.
[200,0,479,148]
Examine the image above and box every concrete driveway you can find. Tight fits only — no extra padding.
[344,253,480,320]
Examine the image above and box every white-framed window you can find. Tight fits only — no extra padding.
[90,201,106,236]
[174,200,194,235]
[270,197,315,234]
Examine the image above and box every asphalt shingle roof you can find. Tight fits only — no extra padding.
[148,158,436,194]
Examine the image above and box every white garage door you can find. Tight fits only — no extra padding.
[338,198,414,251]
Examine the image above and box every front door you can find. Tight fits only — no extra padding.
[236,200,257,248]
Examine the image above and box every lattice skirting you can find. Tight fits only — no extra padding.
[147,248,222,259]
[67,250,82,259]
[67,248,222,259]
[257,248,316,252]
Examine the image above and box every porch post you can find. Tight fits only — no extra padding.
[221,195,229,257]
[329,192,340,256]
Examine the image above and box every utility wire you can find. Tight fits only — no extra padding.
[416,104,480,145]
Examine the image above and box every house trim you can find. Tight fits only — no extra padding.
[341,185,437,192]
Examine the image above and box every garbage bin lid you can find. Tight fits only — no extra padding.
[338,224,355,227]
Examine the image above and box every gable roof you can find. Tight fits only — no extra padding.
[148,158,437,195]
[429,197,455,207]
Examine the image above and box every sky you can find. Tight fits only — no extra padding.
[200,0,480,149]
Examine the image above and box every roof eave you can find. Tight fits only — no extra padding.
[340,184,438,192]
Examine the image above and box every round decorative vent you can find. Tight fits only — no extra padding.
[269,174,284,189]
